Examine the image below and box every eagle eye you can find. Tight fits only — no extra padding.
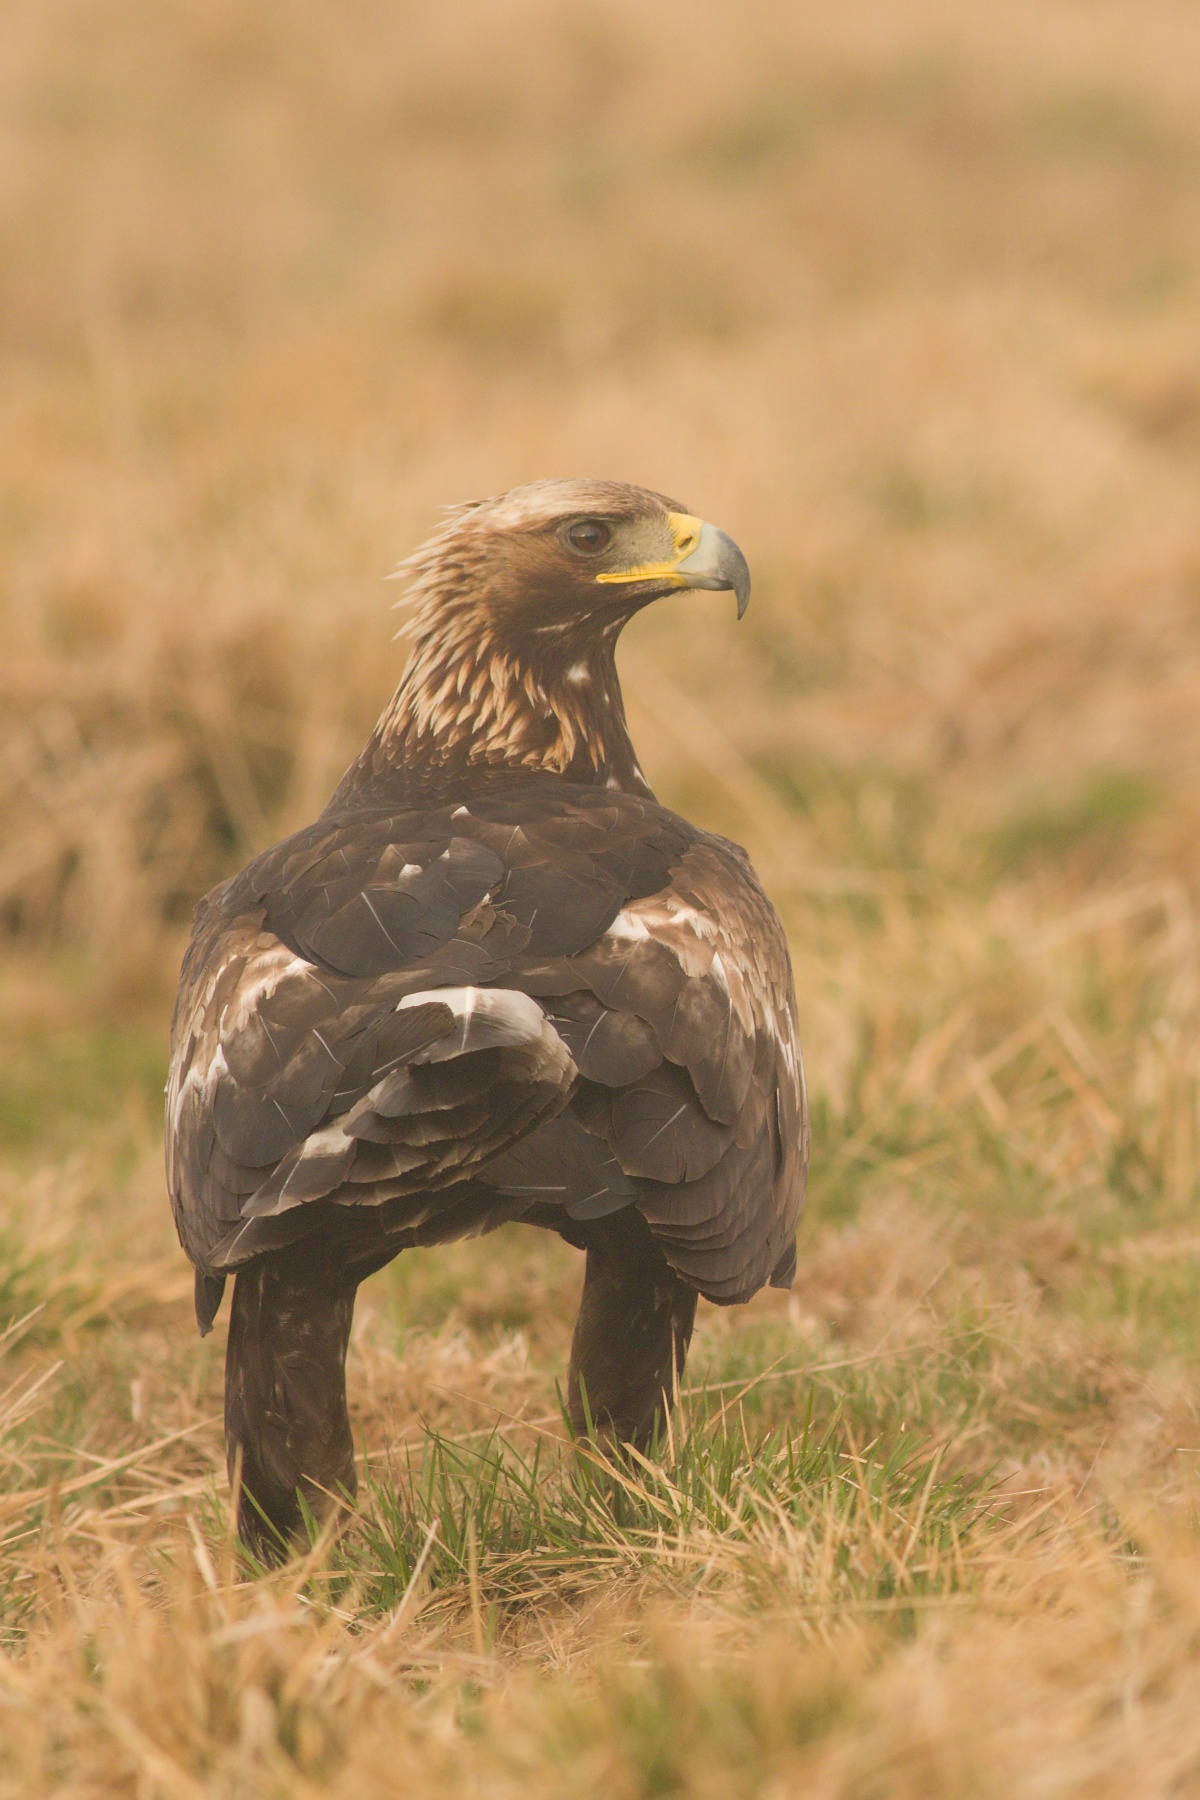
[564,518,613,556]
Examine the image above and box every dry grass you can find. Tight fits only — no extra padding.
[4,0,1200,1792]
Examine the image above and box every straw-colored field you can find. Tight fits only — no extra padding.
[4,1,1200,1792]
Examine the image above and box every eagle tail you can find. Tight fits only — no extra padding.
[194,1269,227,1335]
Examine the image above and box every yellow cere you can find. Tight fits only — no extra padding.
[595,511,705,586]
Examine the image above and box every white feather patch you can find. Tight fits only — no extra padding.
[397,986,575,1078]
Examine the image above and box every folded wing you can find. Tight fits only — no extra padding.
[167,783,806,1326]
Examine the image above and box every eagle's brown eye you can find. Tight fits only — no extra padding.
[565,518,613,555]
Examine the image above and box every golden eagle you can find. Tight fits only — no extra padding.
[166,480,807,1559]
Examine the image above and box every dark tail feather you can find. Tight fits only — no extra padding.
[195,1269,227,1335]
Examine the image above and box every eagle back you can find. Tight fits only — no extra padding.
[166,777,806,1312]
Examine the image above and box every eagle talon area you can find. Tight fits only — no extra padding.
[166,477,807,1554]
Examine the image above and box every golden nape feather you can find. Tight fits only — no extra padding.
[165,478,805,1561]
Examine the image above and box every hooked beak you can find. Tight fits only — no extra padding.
[673,517,752,619]
[595,511,751,618]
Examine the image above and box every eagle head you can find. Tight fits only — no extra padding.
[363,478,750,797]
[400,478,749,646]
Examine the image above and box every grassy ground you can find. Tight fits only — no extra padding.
[4,1,1200,1793]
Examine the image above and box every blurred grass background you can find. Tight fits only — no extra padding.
[4,1,1200,1795]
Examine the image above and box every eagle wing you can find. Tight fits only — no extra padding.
[167,782,806,1327]
[491,834,807,1302]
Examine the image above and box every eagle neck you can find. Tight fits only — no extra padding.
[338,605,653,806]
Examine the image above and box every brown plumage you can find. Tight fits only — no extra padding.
[166,479,808,1560]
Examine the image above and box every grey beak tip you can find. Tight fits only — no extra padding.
[674,522,751,616]
[726,539,751,618]
[676,525,752,619]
